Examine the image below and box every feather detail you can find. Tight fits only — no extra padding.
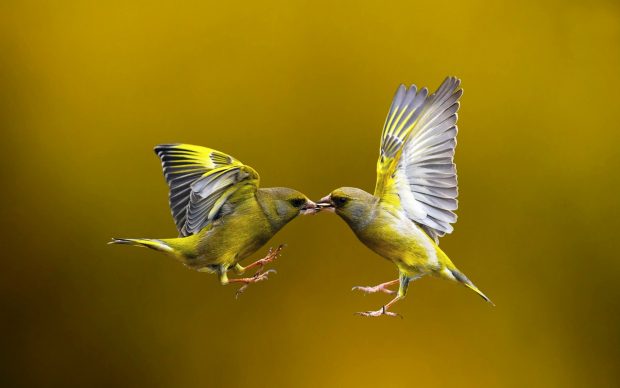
[374,77,462,240]
[154,144,260,236]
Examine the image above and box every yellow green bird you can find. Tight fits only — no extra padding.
[110,144,317,296]
[317,77,493,317]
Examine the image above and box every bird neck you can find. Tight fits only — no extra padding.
[255,189,293,232]
[338,200,377,232]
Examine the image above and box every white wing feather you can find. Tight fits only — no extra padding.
[396,77,462,240]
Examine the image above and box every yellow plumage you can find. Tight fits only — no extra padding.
[318,78,493,317]
[110,144,317,296]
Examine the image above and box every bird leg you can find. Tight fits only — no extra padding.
[237,244,286,275]
[219,269,278,299]
[355,274,417,318]
[231,270,277,299]
[355,294,403,318]
[352,279,399,295]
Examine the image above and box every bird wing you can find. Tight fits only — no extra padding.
[374,77,462,241]
[154,144,260,237]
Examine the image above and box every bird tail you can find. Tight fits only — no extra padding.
[109,238,175,254]
[447,268,495,306]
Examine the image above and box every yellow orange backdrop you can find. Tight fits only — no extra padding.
[1,1,619,387]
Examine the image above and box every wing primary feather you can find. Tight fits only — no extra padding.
[375,77,462,240]
[154,143,259,236]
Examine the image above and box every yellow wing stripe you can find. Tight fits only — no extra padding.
[374,77,462,240]
[154,144,259,236]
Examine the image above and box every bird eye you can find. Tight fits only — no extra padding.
[289,198,306,208]
[332,196,348,207]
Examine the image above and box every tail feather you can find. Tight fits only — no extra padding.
[109,238,174,254]
[449,268,495,306]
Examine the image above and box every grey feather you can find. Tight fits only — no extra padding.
[154,144,258,237]
[390,77,463,238]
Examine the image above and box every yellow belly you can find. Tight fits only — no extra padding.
[355,209,443,275]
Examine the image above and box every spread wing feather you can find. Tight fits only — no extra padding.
[374,77,462,242]
[154,144,259,237]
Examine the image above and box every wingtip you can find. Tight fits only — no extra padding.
[440,76,462,92]
[154,143,180,154]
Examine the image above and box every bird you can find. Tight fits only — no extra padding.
[110,143,318,297]
[316,77,493,317]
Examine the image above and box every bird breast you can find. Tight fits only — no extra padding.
[358,207,440,270]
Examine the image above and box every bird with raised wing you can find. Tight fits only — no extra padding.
[110,144,317,297]
[317,77,493,317]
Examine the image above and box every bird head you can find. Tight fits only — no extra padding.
[315,187,376,227]
[261,187,319,223]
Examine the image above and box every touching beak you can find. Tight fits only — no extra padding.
[315,195,335,212]
[300,200,319,215]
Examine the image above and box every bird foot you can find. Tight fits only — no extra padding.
[355,306,402,318]
[234,270,277,299]
[352,283,397,295]
[245,244,286,275]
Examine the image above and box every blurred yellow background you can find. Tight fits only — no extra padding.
[1,0,619,387]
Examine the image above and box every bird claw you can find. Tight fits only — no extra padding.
[234,270,277,299]
[355,306,402,319]
[257,269,277,277]
[352,284,396,295]
[235,287,247,299]
[248,244,286,275]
